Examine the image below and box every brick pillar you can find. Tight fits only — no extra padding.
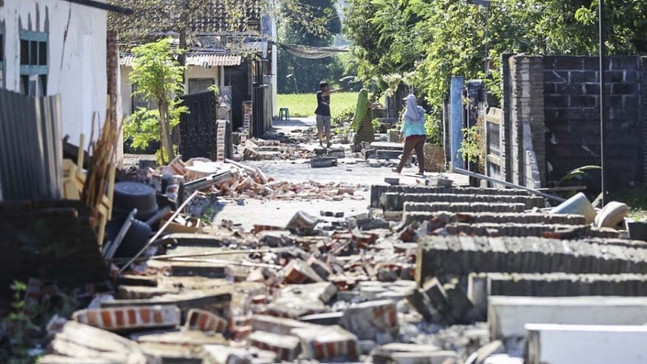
[508,55,546,187]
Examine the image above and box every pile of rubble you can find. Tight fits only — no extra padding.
[17,180,647,364]
[155,156,365,202]
[240,139,314,161]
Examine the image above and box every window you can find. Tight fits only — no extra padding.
[19,30,48,96]
[188,78,215,94]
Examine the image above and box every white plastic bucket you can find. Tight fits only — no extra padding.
[549,192,596,224]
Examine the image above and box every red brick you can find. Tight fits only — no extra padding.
[72,305,180,331]
[184,309,228,334]
[248,331,301,361]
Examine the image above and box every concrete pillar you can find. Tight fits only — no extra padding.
[525,323,647,364]
[489,296,647,340]
[450,76,465,170]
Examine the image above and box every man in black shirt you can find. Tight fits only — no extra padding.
[314,81,338,148]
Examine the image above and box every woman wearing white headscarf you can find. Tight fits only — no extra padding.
[392,93,427,176]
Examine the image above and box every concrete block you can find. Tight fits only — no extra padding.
[489,296,647,340]
[248,331,301,361]
[72,305,180,332]
[292,325,359,361]
[310,157,338,168]
[525,324,647,364]
[339,299,399,343]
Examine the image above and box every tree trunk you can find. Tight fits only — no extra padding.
[158,100,175,164]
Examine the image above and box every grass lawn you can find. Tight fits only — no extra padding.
[278,92,360,118]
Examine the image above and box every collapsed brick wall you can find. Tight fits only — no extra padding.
[503,54,646,188]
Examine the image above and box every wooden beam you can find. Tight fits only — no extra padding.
[58,0,133,15]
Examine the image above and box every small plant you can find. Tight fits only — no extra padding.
[372,118,382,132]
[1,281,40,364]
[332,106,355,127]
[207,84,220,96]
[458,124,482,164]
[425,113,443,145]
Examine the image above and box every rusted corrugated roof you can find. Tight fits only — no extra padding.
[120,53,242,68]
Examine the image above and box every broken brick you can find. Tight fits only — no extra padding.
[72,305,181,331]
[292,325,359,361]
[184,308,228,334]
[248,331,301,361]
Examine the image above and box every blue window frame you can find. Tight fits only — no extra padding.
[19,30,48,96]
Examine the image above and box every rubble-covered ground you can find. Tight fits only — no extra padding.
[24,117,645,364]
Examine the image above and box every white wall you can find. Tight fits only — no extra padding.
[119,65,220,118]
[0,0,107,146]
[184,66,219,93]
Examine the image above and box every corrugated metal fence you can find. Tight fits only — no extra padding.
[0,88,62,200]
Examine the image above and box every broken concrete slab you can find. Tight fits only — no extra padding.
[266,285,331,318]
[310,157,338,168]
[525,323,647,364]
[469,272,647,316]
[286,211,320,235]
[370,185,531,209]
[299,311,344,325]
[248,330,301,361]
[416,236,647,284]
[45,321,148,363]
[282,259,325,284]
[385,193,546,211]
[131,329,228,346]
[249,314,315,335]
[489,296,647,340]
[72,305,181,332]
[203,344,277,364]
[404,202,527,214]
[338,299,399,343]
[402,211,586,226]
[277,282,337,303]
[291,325,360,361]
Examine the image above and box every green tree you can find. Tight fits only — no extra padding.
[126,38,187,163]
[277,0,343,93]
[345,0,647,125]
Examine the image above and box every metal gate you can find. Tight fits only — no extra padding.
[178,91,218,160]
